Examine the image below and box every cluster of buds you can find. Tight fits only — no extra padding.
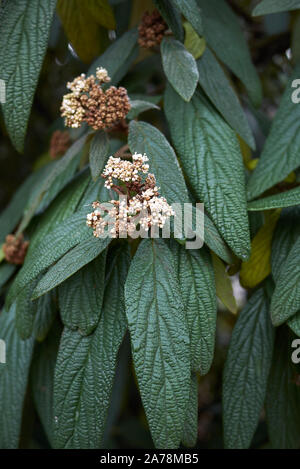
[86,153,174,238]
[49,130,71,159]
[138,9,168,49]
[60,67,131,131]
[2,234,29,265]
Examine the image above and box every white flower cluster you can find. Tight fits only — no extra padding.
[86,152,175,238]
[102,152,149,189]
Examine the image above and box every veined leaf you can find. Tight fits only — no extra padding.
[212,253,237,314]
[6,211,91,309]
[183,22,206,60]
[33,291,57,342]
[0,305,35,448]
[57,0,114,63]
[53,245,130,449]
[58,250,107,335]
[31,321,62,447]
[247,63,300,200]
[197,0,262,107]
[271,236,300,326]
[197,48,255,150]
[171,0,203,37]
[89,131,109,181]
[127,99,160,120]
[266,326,300,449]
[182,373,198,448]
[248,187,300,211]
[170,240,217,374]
[161,37,199,102]
[89,28,138,84]
[271,207,300,283]
[253,0,300,16]
[164,85,250,261]
[0,0,57,152]
[125,239,190,448]
[240,210,281,288]
[223,289,275,449]
[153,0,184,41]
[33,237,110,299]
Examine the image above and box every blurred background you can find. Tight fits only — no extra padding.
[0,0,298,448]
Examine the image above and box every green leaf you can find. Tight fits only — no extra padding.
[197,48,256,150]
[0,263,16,290]
[128,120,189,205]
[170,240,217,374]
[0,0,57,152]
[181,373,198,448]
[33,291,57,342]
[161,37,199,102]
[153,0,184,41]
[0,305,35,448]
[18,135,87,233]
[15,281,38,340]
[58,250,107,335]
[171,0,203,37]
[253,0,300,16]
[223,289,275,449]
[31,321,62,447]
[247,63,300,200]
[271,207,300,282]
[164,85,250,261]
[125,239,190,448]
[6,211,91,309]
[183,22,206,60]
[201,213,234,265]
[197,0,262,107]
[248,187,300,211]
[33,237,110,299]
[212,253,237,314]
[271,236,300,326]
[57,0,114,63]
[53,245,130,449]
[266,327,300,449]
[89,131,109,181]
[127,99,160,120]
[89,28,138,84]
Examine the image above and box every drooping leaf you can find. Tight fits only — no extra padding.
[183,22,206,60]
[197,48,255,150]
[171,0,203,37]
[15,280,38,340]
[0,0,57,152]
[161,37,199,102]
[57,0,114,63]
[197,0,262,107]
[153,0,184,41]
[33,237,110,299]
[212,253,237,314]
[127,99,160,120]
[58,249,107,335]
[33,291,57,342]
[240,210,281,288]
[89,130,109,181]
[248,187,300,211]
[247,63,300,200]
[31,321,62,447]
[170,240,217,374]
[0,305,35,448]
[266,326,300,449]
[125,239,190,448]
[271,236,300,326]
[53,245,130,449]
[89,28,138,84]
[181,373,198,448]
[253,0,300,16]
[164,85,250,260]
[223,289,275,449]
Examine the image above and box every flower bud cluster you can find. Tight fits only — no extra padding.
[3,234,29,265]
